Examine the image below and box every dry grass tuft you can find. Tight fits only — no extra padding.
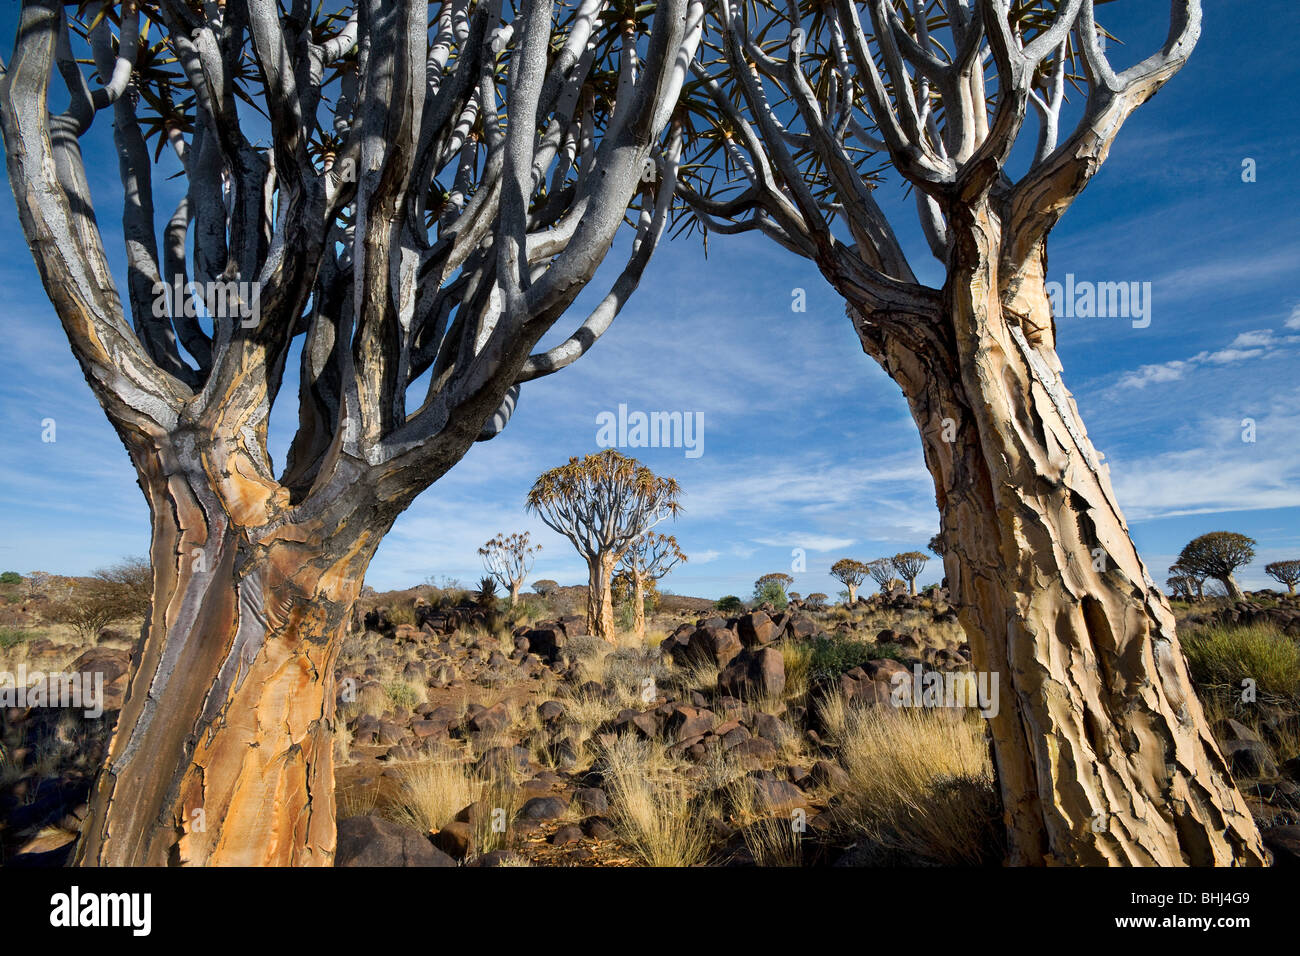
[385,755,486,834]
[835,703,1002,865]
[599,734,713,867]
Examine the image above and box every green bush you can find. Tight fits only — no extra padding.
[0,572,21,585]
[809,634,902,679]
[1181,623,1300,705]
[0,627,34,649]
[384,681,422,711]
[715,595,744,614]
[753,581,789,611]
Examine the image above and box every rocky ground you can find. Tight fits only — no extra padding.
[2,586,1299,866]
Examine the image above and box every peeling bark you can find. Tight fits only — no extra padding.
[75,442,379,867]
[1,0,702,866]
[631,572,647,642]
[587,553,617,643]
[849,202,1267,866]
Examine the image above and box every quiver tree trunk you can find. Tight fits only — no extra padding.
[850,203,1267,865]
[631,573,647,641]
[75,451,381,867]
[1217,576,1245,602]
[1,0,703,867]
[587,554,617,643]
[677,0,1261,865]
[846,584,858,604]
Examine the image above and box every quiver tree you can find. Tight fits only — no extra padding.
[526,450,681,642]
[865,558,893,591]
[1177,533,1256,602]
[617,530,686,639]
[829,557,868,603]
[25,570,52,598]
[479,532,540,605]
[1265,560,1300,595]
[1168,562,1205,602]
[678,0,1264,863]
[753,571,793,606]
[891,551,929,595]
[0,0,702,866]
[1164,574,1194,602]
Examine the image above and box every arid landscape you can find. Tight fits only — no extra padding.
[4,558,1298,868]
[1,1,1298,935]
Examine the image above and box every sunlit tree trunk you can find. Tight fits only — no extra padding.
[73,432,386,866]
[1217,575,1245,601]
[631,572,647,640]
[2,0,702,866]
[850,204,1267,865]
[586,554,617,642]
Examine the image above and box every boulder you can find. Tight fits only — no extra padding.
[431,821,473,859]
[574,787,609,815]
[335,815,455,867]
[670,626,743,669]
[718,647,786,700]
[664,704,716,742]
[468,701,511,735]
[525,627,566,662]
[737,612,777,647]
[1262,825,1300,866]
[67,646,132,711]
[747,778,810,814]
[517,795,571,821]
[550,825,585,846]
[1221,738,1277,779]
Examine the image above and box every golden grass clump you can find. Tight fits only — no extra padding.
[599,734,713,867]
[835,703,1002,865]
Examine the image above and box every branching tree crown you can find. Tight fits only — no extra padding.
[866,557,893,588]
[479,531,540,604]
[829,558,867,587]
[753,571,793,593]
[526,450,682,560]
[829,557,868,602]
[676,0,1200,329]
[1264,560,1300,595]
[526,449,681,640]
[619,530,687,582]
[1177,532,1256,600]
[0,0,703,527]
[891,550,929,593]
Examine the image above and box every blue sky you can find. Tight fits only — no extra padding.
[1,1,1297,600]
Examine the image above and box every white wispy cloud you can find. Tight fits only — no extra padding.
[752,532,856,552]
[1116,326,1297,388]
[1110,400,1300,521]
